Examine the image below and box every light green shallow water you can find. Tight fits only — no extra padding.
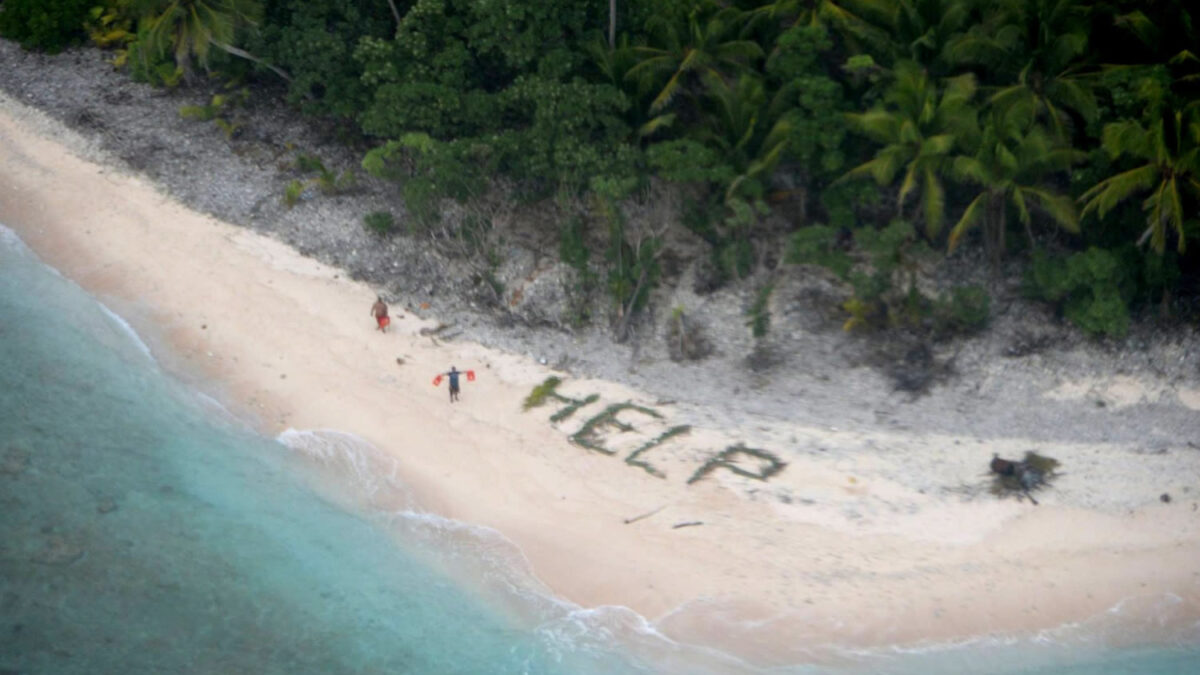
[2,224,1196,674]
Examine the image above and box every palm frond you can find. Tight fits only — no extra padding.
[948,192,987,252]
[1079,163,1158,219]
[1167,176,1187,253]
[1025,187,1080,233]
[637,114,676,139]
[922,166,945,237]
[842,154,901,186]
[1100,120,1154,161]
[1009,186,1030,225]
[897,163,919,212]
[951,155,990,185]
[846,109,900,143]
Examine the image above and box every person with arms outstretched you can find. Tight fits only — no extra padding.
[433,366,475,402]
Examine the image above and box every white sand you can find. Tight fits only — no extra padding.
[2,93,1198,666]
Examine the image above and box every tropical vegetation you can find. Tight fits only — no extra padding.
[3,0,1197,340]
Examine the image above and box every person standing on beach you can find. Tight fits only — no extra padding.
[443,366,461,402]
[370,295,390,333]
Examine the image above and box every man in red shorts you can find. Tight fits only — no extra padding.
[370,295,390,332]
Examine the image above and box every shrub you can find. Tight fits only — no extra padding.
[0,0,93,53]
[785,224,852,278]
[934,285,991,336]
[559,215,596,326]
[1026,248,1131,338]
[127,28,182,87]
[666,306,712,361]
[363,211,395,235]
[283,180,306,208]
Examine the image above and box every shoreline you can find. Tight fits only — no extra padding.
[3,89,1199,666]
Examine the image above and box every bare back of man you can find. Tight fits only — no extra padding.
[370,296,389,332]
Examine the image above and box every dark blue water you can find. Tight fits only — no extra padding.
[2,224,1197,674]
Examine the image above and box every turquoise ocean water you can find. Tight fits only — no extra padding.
[2,224,1197,674]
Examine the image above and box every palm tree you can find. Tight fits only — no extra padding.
[881,0,974,76]
[699,75,792,203]
[136,0,289,83]
[948,102,1082,261]
[747,0,891,52]
[625,4,763,117]
[1079,105,1200,255]
[948,0,1096,139]
[842,60,978,239]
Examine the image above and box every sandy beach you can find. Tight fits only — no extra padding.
[3,90,1199,666]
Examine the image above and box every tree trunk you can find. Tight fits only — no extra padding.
[609,0,617,48]
[615,266,648,342]
[985,193,1004,271]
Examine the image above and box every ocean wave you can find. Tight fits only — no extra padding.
[0,223,29,251]
[276,428,413,507]
[95,300,155,361]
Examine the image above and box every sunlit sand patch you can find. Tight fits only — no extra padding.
[1043,379,1093,401]
[230,229,338,278]
[1044,375,1168,409]
[1176,388,1200,411]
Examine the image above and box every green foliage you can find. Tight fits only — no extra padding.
[559,215,596,326]
[293,152,325,173]
[282,179,306,208]
[948,0,1097,139]
[1026,248,1131,338]
[0,0,94,53]
[179,90,245,123]
[353,0,627,193]
[712,197,767,282]
[54,0,1200,341]
[86,0,137,58]
[559,216,591,275]
[570,402,663,455]
[687,443,787,485]
[282,151,355,208]
[646,140,735,185]
[626,3,763,117]
[362,211,395,236]
[933,284,991,336]
[127,25,183,87]
[821,180,879,230]
[363,134,488,228]
[522,376,564,411]
[137,0,266,82]
[1080,103,1200,256]
[625,425,690,478]
[786,224,852,278]
[842,61,979,240]
[764,25,849,177]
[947,103,1082,258]
[835,220,936,332]
[604,210,661,317]
[249,0,392,117]
[213,117,242,139]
